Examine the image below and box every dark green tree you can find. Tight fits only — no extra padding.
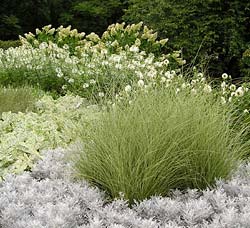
[123,0,250,78]
[59,0,127,35]
[0,0,127,40]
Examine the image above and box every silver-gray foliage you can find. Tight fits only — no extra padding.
[1,148,250,227]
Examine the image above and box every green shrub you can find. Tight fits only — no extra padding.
[0,85,40,116]
[20,25,86,55]
[123,0,250,78]
[0,40,21,49]
[73,86,248,204]
[20,22,182,63]
[1,23,184,100]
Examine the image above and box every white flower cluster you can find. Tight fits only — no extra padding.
[0,39,179,100]
[219,73,249,114]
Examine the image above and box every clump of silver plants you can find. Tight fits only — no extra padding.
[1,148,250,227]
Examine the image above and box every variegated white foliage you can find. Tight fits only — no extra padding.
[0,94,100,180]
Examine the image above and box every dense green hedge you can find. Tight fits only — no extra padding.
[123,0,250,78]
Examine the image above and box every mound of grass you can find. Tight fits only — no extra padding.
[0,40,21,50]
[0,85,41,116]
[74,87,248,204]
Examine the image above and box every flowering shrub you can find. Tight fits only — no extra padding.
[0,34,184,101]
[20,25,85,55]
[0,94,99,180]
[20,23,182,62]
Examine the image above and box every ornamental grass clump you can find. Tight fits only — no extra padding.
[74,87,248,205]
[0,85,40,116]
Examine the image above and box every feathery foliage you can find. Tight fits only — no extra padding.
[74,87,248,204]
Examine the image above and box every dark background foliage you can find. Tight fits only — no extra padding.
[0,0,128,39]
[123,0,250,78]
[0,0,249,79]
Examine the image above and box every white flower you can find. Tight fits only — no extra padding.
[148,70,157,78]
[57,72,63,78]
[101,61,109,66]
[125,85,132,93]
[83,83,89,89]
[200,77,206,82]
[68,78,74,83]
[98,92,105,97]
[191,79,198,85]
[136,71,144,79]
[243,109,249,114]
[129,45,139,53]
[221,96,226,104]
[191,89,197,95]
[101,49,108,55]
[229,84,236,91]
[39,42,48,49]
[89,79,96,84]
[222,73,228,80]
[163,59,169,66]
[159,38,168,45]
[203,84,212,93]
[154,61,163,67]
[112,55,122,63]
[197,72,203,78]
[35,28,41,35]
[111,40,119,47]
[231,92,236,97]
[115,63,122,69]
[145,57,154,65]
[128,64,136,70]
[63,44,69,50]
[176,88,180,94]
[235,87,244,97]
[62,85,67,90]
[55,67,61,73]
[221,81,227,88]
[165,71,174,79]
[65,57,72,64]
[160,77,166,83]
[75,102,82,109]
[72,68,78,74]
[181,83,187,89]
[137,80,144,87]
